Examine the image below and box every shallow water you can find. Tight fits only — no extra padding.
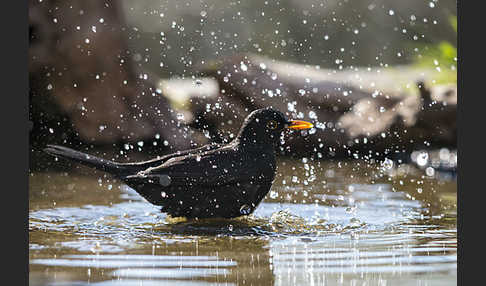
[29,158,456,286]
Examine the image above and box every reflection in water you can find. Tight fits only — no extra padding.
[32,254,236,285]
[29,160,456,286]
[270,230,456,285]
[32,255,237,268]
[90,281,234,286]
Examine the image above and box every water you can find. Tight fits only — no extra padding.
[29,159,456,286]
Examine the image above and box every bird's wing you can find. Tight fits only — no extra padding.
[117,143,222,170]
[124,146,274,187]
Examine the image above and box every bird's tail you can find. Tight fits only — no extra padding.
[43,145,131,177]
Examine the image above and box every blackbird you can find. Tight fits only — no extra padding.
[44,108,314,219]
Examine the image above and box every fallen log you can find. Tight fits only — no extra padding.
[168,54,456,159]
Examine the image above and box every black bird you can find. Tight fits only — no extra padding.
[44,108,314,219]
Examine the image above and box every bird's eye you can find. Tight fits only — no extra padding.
[267,120,278,130]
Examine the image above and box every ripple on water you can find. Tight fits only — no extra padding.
[269,231,456,285]
[31,254,237,286]
[29,170,456,286]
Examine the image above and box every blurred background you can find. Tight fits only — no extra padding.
[121,0,456,75]
[29,0,457,170]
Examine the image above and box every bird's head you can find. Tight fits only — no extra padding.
[236,108,314,148]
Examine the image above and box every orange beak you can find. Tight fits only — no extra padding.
[287,120,314,130]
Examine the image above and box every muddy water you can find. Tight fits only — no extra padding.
[29,158,457,286]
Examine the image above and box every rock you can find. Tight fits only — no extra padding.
[29,0,198,151]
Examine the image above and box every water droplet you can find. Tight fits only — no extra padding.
[240,204,251,215]
[381,158,394,170]
[425,167,435,177]
[240,62,248,72]
[417,152,429,166]
[439,148,450,161]
[269,190,278,199]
